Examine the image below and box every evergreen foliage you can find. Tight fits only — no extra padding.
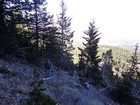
[78,20,102,86]
[23,0,54,53]
[124,43,140,95]
[57,0,75,71]
[110,80,134,105]
[12,0,61,62]
[102,49,114,86]
[43,26,61,65]
[0,0,74,68]
[57,0,74,51]
[0,0,28,55]
[1,1,140,104]
[128,43,139,80]
[102,49,113,65]
[28,69,56,105]
[109,44,139,105]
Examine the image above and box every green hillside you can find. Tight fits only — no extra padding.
[99,45,133,62]
[73,44,140,64]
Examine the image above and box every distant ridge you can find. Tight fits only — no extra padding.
[99,38,140,50]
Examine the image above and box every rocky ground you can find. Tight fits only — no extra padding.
[0,58,119,105]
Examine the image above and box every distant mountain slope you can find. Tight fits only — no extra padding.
[98,45,133,62]
[73,43,140,64]
[99,39,140,50]
[99,45,140,62]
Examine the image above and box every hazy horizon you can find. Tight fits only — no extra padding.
[47,0,140,46]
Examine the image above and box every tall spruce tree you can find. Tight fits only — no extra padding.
[78,20,102,86]
[57,0,75,70]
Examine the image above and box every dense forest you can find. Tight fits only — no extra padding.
[0,0,140,105]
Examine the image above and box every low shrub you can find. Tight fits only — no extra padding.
[27,69,56,105]
[109,81,135,105]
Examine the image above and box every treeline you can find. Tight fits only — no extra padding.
[0,0,74,70]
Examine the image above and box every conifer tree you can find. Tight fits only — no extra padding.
[28,69,56,105]
[102,49,114,86]
[22,0,52,53]
[25,0,45,52]
[22,0,60,60]
[43,26,62,65]
[0,0,61,62]
[57,0,74,51]
[57,0,75,70]
[78,20,102,86]
[109,44,139,105]
[125,43,140,94]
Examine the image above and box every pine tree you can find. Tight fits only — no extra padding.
[124,44,139,82]
[125,43,140,94]
[28,69,56,105]
[102,49,113,65]
[43,26,62,65]
[57,0,74,51]
[23,0,52,53]
[109,44,139,105]
[0,0,61,62]
[22,0,60,61]
[37,4,62,64]
[78,20,102,86]
[102,49,114,86]
[57,0,75,70]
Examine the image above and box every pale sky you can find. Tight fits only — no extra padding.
[47,0,140,45]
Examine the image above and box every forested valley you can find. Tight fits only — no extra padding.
[0,0,140,105]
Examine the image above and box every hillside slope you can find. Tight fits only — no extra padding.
[73,44,139,64]
[0,58,118,105]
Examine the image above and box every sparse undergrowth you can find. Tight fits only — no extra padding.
[0,58,119,105]
[27,69,56,105]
